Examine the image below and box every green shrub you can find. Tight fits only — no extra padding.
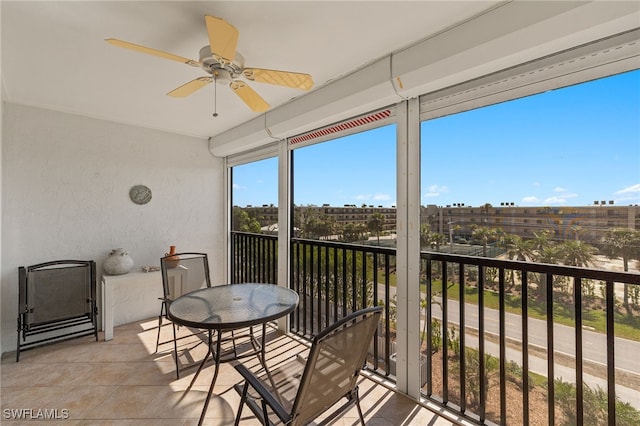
[431,319,442,353]
[554,378,640,426]
[447,326,460,356]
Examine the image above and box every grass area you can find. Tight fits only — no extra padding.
[423,280,640,342]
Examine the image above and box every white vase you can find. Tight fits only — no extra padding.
[103,248,134,275]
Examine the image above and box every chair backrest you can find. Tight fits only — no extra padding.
[291,306,382,425]
[160,252,211,301]
[19,260,96,327]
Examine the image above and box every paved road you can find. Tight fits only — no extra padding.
[430,298,639,375]
[382,285,639,374]
[380,285,640,406]
[428,299,640,407]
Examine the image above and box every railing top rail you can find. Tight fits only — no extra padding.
[232,232,640,284]
[422,250,640,284]
[291,237,397,255]
[231,231,278,241]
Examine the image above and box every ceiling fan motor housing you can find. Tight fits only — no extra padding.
[199,46,244,81]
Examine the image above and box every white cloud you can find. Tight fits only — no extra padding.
[354,193,394,206]
[373,193,391,201]
[615,183,640,195]
[423,184,449,198]
[355,193,390,201]
[543,196,567,204]
[614,183,640,204]
[543,192,578,204]
[554,186,567,193]
[522,196,540,203]
[430,184,449,192]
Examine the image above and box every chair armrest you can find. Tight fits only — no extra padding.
[234,364,290,423]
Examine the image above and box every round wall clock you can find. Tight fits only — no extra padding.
[129,185,152,205]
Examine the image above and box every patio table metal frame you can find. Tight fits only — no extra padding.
[168,283,299,425]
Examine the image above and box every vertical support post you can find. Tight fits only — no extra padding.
[277,140,291,332]
[395,98,421,397]
[606,280,616,425]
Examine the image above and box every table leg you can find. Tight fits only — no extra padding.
[259,323,269,370]
[198,330,222,426]
[255,323,284,406]
[188,330,214,387]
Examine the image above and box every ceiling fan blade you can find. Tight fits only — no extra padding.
[205,15,239,62]
[167,77,213,97]
[230,80,270,112]
[105,39,201,67]
[243,68,314,91]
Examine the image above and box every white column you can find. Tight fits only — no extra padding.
[276,139,291,332]
[394,98,422,398]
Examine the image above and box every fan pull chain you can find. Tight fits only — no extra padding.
[212,75,218,117]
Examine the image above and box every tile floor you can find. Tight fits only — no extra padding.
[1,318,459,425]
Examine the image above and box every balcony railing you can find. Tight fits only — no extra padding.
[231,231,396,375]
[421,252,640,425]
[289,237,396,376]
[230,231,278,284]
[230,231,640,425]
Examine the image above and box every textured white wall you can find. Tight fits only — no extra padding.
[1,104,225,355]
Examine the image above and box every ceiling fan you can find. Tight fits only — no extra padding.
[106,15,313,114]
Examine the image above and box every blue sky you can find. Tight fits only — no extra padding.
[232,70,639,208]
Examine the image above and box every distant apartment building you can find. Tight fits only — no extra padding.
[238,204,397,232]
[423,202,640,246]
[237,203,639,245]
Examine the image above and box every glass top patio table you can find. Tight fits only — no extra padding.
[167,283,299,426]
[168,283,299,330]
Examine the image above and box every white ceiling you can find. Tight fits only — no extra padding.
[1,1,503,140]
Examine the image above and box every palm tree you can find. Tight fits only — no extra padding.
[450,224,461,246]
[471,225,500,257]
[499,233,534,287]
[534,245,560,264]
[295,207,317,238]
[501,234,534,262]
[341,222,366,242]
[570,225,583,241]
[429,233,447,252]
[557,240,597,267]
[367,212,385,245]
[601,228,640,315]
[553,239,598,295]
[529,242,560,302]
[420,223,431,250]
[531,229,554,252]
[315,214,336,240]
[480,202,492,225]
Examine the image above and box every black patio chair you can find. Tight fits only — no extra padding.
[156,252,254,379]
[156,252,212,378]
[16,260,98,362]
[234,306,382,426]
